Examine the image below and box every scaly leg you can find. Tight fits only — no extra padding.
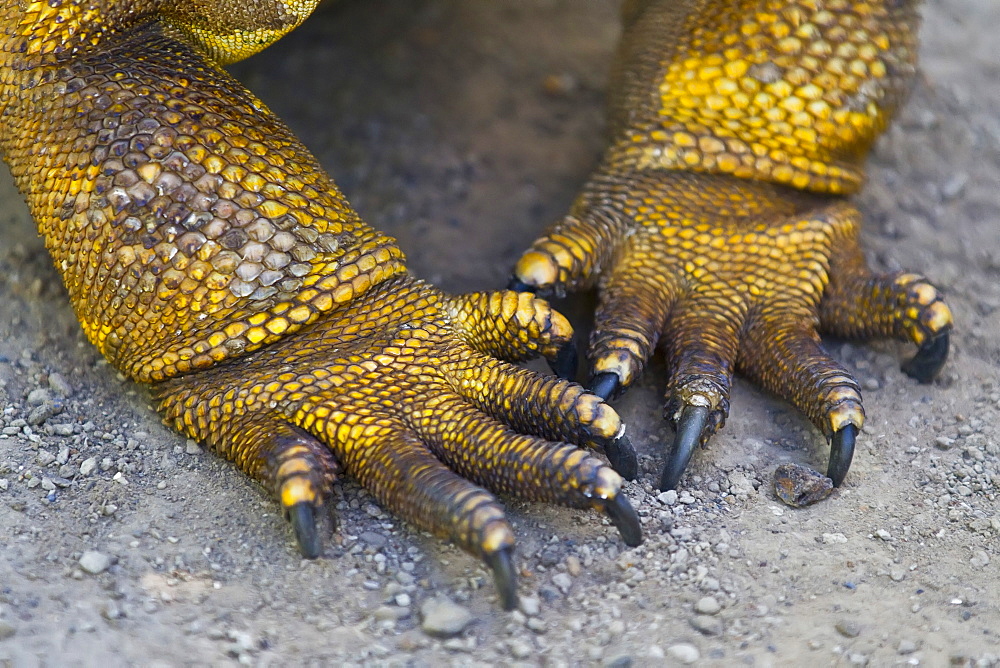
[0,2,640,609]
[512,0,953,488]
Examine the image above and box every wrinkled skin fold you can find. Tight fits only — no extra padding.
[0,0,951,608]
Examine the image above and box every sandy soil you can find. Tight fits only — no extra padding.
[1,1,998,665]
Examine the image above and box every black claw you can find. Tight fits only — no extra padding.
[287,502,322,559]
[590,372,621,401]
[547,339,579,380]
[484,548,518,611]
[603,494,643,547]
[604,432,638,481]
[506,276,537,293]
[901,331,949,384]
[827,423,858,487]
[659,405,710,491]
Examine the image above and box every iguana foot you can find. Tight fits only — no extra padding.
[157,276,642,608]
[510,0,953,489]
[512,173,952,489]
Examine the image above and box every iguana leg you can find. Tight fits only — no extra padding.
[157,277,641,609]
[0,2,640,609]
[512,0,953,488]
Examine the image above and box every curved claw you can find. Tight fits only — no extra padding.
[827,423,857,487]
[604,432,638,481]
[901,331,949,384]
[590,371,622,401]
[659,405,710,491]
[506,276,537,294]
[484,547,518,611]
[601,493,643,547]
[287,502,322,559]
[547,339,579,380]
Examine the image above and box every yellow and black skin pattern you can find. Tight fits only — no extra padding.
[0,0,951,608]
[512,0,951,489]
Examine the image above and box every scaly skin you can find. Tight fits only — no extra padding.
[0,0,953,607]
[0,1,641,609]
[513,0,952,489]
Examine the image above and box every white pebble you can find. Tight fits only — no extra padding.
[519,596,541,617]
[79,458,97,476]
[552,572,573,593]
[79,551,112,575]
[420,597,473,638]
[657,490,678,506]
[667,643,700,664]
[694,595,721,615]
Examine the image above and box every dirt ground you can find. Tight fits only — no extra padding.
[1,0,998,665]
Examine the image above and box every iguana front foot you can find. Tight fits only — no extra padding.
[513,172,952,490]
[510,0,953,490]
[157,276,642,608]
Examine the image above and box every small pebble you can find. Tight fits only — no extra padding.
[79,551,112,575]
[694,595,721,615]
[519,596,541,617]
[552,572,573,594]
[690,615,723,636]
[666,643,700,664]
[28,401,61,426]
[0,622,15,641]
[526,617,547,634]
[420,597,473,638]
[359,531,387,550]
[835,620,861,638]
[26,388,51,406]
[566,555,582,577]
[897,639,918,655]
[507,638,533,659]
[657,490,678,506]
[442,637,475,653]
[185,439,201,455]
[48,373,73,396]
[774,463,833,507]
[79,458,97,476]
[728,471,757,496]
[934,436,954,450]
[846,651,868,665]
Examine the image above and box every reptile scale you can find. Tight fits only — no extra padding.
[0,0,952,608]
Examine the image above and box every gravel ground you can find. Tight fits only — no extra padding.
[1,0,998,665]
